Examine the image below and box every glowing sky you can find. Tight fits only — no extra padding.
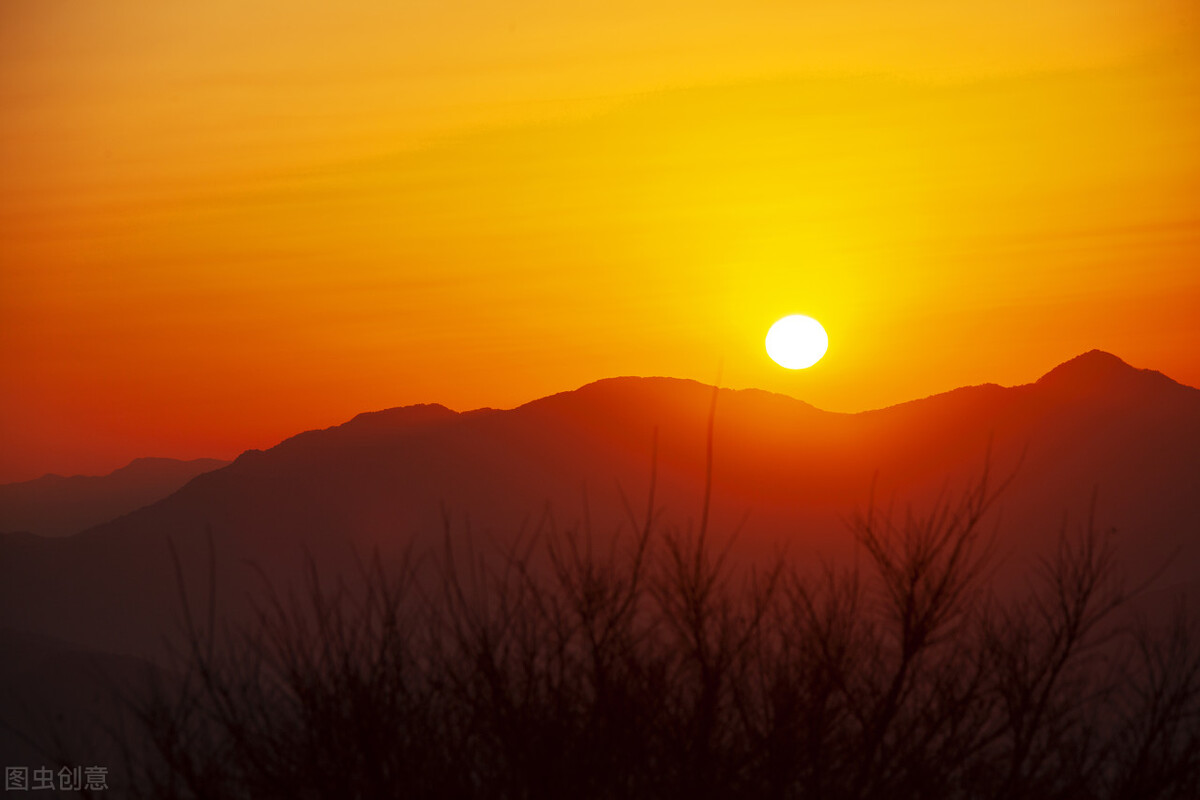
[2,0,1198,481]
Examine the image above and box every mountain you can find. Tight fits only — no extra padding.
[0,351,1197,657]
[0,457,229,537]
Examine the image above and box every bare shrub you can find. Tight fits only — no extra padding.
[114,478,1200,800]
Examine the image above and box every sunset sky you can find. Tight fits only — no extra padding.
[2,0,1198,482]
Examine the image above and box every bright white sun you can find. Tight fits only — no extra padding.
[766,315,828,369]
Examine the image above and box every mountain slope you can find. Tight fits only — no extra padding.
[1,352,1196,656]
[0,457,230,537]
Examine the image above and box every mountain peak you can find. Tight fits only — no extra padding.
[1039,350,1130,381]
[117,456,228,475]
[301,403,459,443]
[523,375,823,419]
[344,403,458,430]
[1035,350,1182,396]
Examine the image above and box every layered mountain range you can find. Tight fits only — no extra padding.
[0,457,228,537]
[1,350,1197,658]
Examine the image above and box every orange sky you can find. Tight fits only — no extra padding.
[2,0,1199,482]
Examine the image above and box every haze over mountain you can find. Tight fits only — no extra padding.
[1,351,1196,657]
[0,457,229,537]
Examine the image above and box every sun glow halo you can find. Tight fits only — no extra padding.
[766,315,828,369]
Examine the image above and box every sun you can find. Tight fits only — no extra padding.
[766,315,828,369]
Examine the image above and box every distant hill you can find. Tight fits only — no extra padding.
[0,351,1197,657]
[0,457,229,537]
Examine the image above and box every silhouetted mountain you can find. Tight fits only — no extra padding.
[1,352,1196,657]
[1036,348,1180,395]
[0,457,229,537]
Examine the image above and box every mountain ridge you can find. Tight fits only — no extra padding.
[0,456,230,537]
[1,456,229,488]
[307,350,1194,443]
[1,351,1196,656]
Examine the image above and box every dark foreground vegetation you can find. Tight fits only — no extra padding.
[109,474,1200,800]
